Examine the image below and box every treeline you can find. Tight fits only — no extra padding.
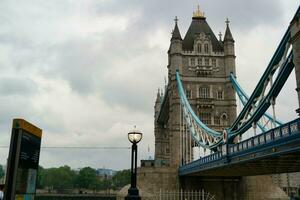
[37,166,130,191]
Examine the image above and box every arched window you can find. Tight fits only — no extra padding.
[217,91,223,99]
[221,113,227,120]
[198,58,202,66]
[204,44,209,53]
[214,116,220,125]
[190,58,195,66]
[199,112,211,124]
[205,58,209,66]
[212,59,216,67]
[197,43,202,53]
[186,89,192,99]
[221,113,228,125]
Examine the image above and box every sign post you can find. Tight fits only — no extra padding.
[4,119,42,200]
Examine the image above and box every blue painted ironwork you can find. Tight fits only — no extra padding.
[227,50,294,141]
[176,71,223,149]
[230,73,283,132]
[179,118,300,176]
[228,28,290,133]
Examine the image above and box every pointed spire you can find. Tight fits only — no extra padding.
[155,91,161,105]
[156,88,161,98]
[224,18,234,42]
[171,16,182,40]
[218,31,222,41]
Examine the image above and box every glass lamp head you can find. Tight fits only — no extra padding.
[128,128,142,144]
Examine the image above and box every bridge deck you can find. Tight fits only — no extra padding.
[179,118,300,177]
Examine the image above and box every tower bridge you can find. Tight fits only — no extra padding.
[137,5,300,200]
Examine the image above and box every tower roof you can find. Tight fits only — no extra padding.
[171,16,182,40]
[182,14,223,51]
[224,18,234,42]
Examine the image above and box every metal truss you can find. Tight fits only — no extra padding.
[230,73,283,133]
[176,71,223,149]
[227,27,294,142]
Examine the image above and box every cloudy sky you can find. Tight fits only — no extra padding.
[0,0,299,170]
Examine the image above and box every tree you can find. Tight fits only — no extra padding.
[96,178,112,191]
[112,169,130,189]
[44,165,77,190]
[37,166,45,189]
[0,165,4,180]
[76,167,98,190]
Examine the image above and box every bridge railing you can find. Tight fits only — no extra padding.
[228,118,299,155]
[155,189,216,200]
[181,118,300,169]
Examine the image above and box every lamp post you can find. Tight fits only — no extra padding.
[125,127,142,200]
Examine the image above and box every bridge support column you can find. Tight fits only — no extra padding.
[239,175,288,200]
[180,176,240,200]
[180,175,289,200]
[291,9,300,114]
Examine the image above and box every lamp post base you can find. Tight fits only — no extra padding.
[125,187,141,200]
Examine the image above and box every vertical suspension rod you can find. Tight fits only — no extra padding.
[180,101,182,166]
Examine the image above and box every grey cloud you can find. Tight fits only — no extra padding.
[0,77,37,96]
[45,39,103,94]
[99,81,156,113]
[0,0,298,169]
[32,107,66,134]
[0,96,35,138]
[98,0,285,33]
[200,0,284,30]
[1,0,284,100]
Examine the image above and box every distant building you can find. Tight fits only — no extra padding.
[96,168,116,179]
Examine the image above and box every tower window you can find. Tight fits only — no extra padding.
[212,59,216,67]
[199,112,211,125]
[214,116,220,125]
[221,113,228,126]
[186,89,192,99]
[166,147,170,154]
[197,43,202,53]
[217,91,223,99]
[199,87,210,99]
[204,44,209,53]
[190,58,195,66]
[198,58,202,66]
[205,58,209,66]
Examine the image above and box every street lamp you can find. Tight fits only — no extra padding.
[125,127,142,200]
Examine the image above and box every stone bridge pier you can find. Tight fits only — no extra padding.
[180,176,288,200]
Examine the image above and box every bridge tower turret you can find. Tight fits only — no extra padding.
[168,17,183,76]
[154,89,162,120]
[154,89,169,163]
[223,18,237,126]
[223,18,236,76]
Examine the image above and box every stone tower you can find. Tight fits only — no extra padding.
[154,7,237,167]
[138,6,237,194]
